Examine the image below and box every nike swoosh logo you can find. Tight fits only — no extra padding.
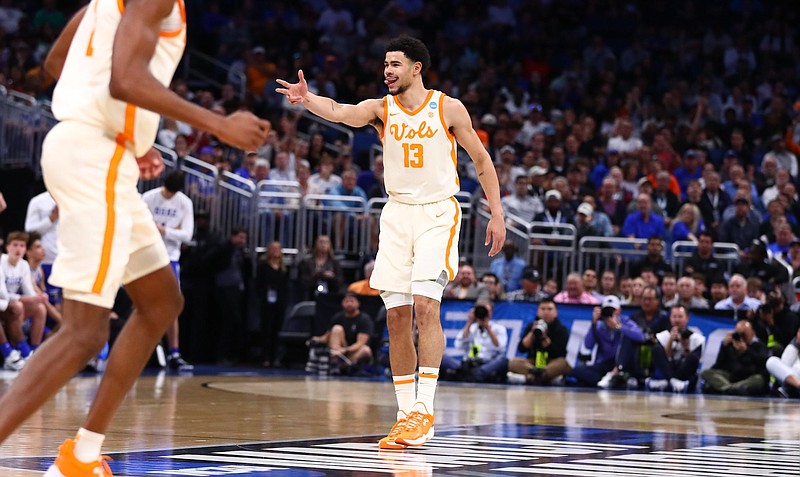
[390,112,400,116]
[435,211,447,218]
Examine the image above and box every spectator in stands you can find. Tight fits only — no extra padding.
[356,155,383,197]
[442,301,507,383]
[720,197,760,251]
[599,270,619,297]
[507,299,571,385]
[335,149,360,176]
[213,227,251,365]
[347,260,380,296]
[296,160,312,196]
[607,119,642,159]
[308,293,374,375]
[308,156,342,195]
[595,177,626,235]
[630,237,672,282]
[762,168,791,210]
[479,272,505,302]
[568,296,644,388]
[652,171,681,224]
[763,134,798,178]
[647,305,705,392]
[767,327,800,398]
[582,269,604,302]
[502,175,539,222]
[298,235,343,300]
[257,242,289,368]
[573,202,602,242]
[24,190,59,307]
[554,272,599,305]
[735,240,790,290]
[767,222,794,260]
[443,264,488,301]
[715,274,761,314]
[269,151,296,182]
[497,145,526,195]
[683,232,723,282]
[699,172,731,234]
[326,169,367,207]
[253,158,270,182]
[235,151,258,181]
[671,203,705,243]
[665,276,709,309]
[750,290,799,357]
[533,190,572,228]
[506,268,549,302]
[490,241,527,293]
[622,194,666,240]
[632,285,670,338]
[673,150,704,196]
[24,233,61,330]
[580,195,613,237]
[702,320,769,396]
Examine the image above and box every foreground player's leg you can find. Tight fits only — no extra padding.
[379,296,416,449]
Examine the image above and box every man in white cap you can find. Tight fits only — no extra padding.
[574,202,601,240]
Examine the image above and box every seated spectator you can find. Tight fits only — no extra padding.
[507,299,571,385]
[24,232,61,331]
[673,149,704,197]
[664,276,710,309]
[554,273,600,305]
[0,260,25,371]
[622,194,666,240]
[622,285,671,383]
[761,168,791,211]
[1,232,46,361]
[701,320,769,396]
[542,278,560,297]
[326,169,368,206]
[647,305,706,392]
[505,268,549,302]
[443,264,488,301]
[347,260,380,296]
[734,240,789,290]
[533,189,573,229]
[357,155,383,195]
[489,241,527,293]
[308,156,342,195]
[749,290,799,357]
[623,277,646,306]
[683,232,724,283]
[715,274,761,313]
[699,171,731,235]
[631,286,670,337]
[298,235,343,300]
[234,152,258,181]
[269,150,297,182]
[619,276,633,303]
[306,293,373,375]
[767,327,800,398]
[630,237,673,282]
[479,272,505,302]
[502,175,540,222]
[671,203,705,243]
[599,270,620,297]
[767,222,794,260]
[746,277,766,304]
[573,202,602,241]
[719,197,761,251]
[582,269,604,301]
[660,273,678,308]
[567,296,645,388]
[595,177,627,235]
[442,301,508,383]
[652,171,681,225]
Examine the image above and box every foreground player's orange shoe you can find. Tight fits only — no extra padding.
[395,404,434,447]
[379,412,409,449]
[43,439,113,477]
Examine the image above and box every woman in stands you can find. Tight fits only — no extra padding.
[671,203,704,243]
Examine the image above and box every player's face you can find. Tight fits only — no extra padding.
[384,51,416,96]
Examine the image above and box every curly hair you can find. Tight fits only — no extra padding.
[385,35,431,73]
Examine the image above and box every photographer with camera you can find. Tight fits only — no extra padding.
[508,299,571,385]
[566,295,645,388]
[620,286,671,385]
[646,305,706,392]
[750,289,799,357]
[701,320,769,395]
[441,301,508,382]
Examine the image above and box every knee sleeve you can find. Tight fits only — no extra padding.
[380,291,413,310]
[411,280,445,302]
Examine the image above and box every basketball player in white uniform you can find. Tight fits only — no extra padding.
[0,1,268,475]
[278,36,506,449]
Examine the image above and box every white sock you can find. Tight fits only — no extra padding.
[73,427,105,463]
[416,367,439,415]
[393,374,416,418]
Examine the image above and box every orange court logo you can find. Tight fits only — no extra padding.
[388,121,438,141]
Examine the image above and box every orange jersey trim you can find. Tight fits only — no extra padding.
[444,196,460,280]
[160,1,187,38]
[117,0,124,14]
[92,143,125,293]
[395,89,434,116]
[379,96,388,140]
[439,92,459,188]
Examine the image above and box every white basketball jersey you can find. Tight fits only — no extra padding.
[381,90,460,204]
[52,0,186,157]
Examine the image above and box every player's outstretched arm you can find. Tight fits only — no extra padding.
[446,97,506,256]
[276,70,382,129]
[110,0,269,151]
[43,6,87,80]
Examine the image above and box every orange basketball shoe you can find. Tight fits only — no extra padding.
[395,404,434,447]
[378,412,409,449]
[43,439,113,477]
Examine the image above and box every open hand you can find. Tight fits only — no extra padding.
[276,69,309,105]
[485,214,506,256]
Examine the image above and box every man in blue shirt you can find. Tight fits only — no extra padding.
[673,149,703,197]
[489,241,527,293]
[622,193,665,239]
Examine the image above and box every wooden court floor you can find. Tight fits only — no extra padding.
[0,369,798,476]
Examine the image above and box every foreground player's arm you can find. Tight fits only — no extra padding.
[446,97,506,256]
[43,6,87,79]
[110,0,268,151]
[276,70,383,129]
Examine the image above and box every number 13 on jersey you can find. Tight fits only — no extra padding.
[402,143,424,168]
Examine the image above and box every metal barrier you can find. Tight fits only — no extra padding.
[0,90,51,173]
[254,179,302,263]
[577,236,650,280]
[301,194,368,267]
[529,221,577,287]
[671,241,741,277]
[472,204,530,275]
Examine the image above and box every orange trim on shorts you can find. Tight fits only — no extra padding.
[115,103,137,146]
[395,89,434,116]
[92,143,126,293]
[419,373,438,379]
[444,196,460,280]
[393,378,415,385]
